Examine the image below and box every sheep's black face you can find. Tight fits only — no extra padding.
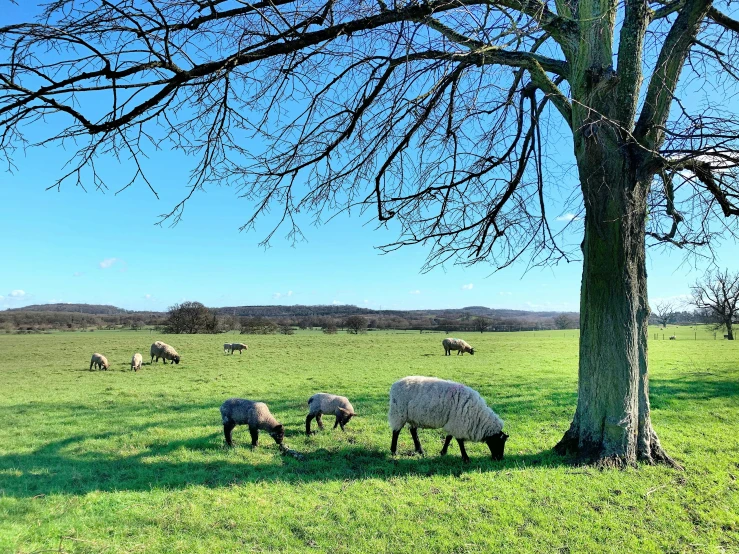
[173,356,180,364]
[270,425,285,445]
[485,432,508,460]
[469,348,475,355]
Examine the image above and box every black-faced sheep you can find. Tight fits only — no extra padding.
[388,376,507,462]
[90,353,109,371]
[131,353,143,372]
[229,343,248,355]
[223,343,232,354]
[150,341,180,364]
[442,337,475,356]
[306,393,355,435]
[220,398,285,448]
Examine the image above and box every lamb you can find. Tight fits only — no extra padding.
[306,393,356,435]
[220,398,285,448]
[150,341,180,364]
[89,353,109,371]
[442,337,475,356]
[223,343,232,354]
[131,352,143,372]
[388,376,508,462]
[229,343,248,355]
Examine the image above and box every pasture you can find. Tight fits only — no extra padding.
[0,329,737,553]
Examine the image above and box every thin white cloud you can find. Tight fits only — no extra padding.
[99,258,120,269]
[461,283,474,290]
[363,299,369,304]
[332,300,340,305]
[273,292,282,299]
[9,290,26,298]
[409,290,421,295]
[556,213,581,222]
[73,272,84,277]
[499,291,512,296]
[287,290,293,297]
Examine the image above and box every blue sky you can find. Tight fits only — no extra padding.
[1,142,729,312]
[1,3,737,313]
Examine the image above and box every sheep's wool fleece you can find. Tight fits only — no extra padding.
[308,393,354,415]
[151,341,178,359]
[389,376,503,442]
[442,338,472,351]
[220,398,279,430]
[131,353,143,366]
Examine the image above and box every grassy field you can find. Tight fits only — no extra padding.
[0,329,737,553]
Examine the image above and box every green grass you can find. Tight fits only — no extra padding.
[0,329,737,553]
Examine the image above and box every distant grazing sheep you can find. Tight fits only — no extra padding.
[223,343,232,354]
[669,335,676,340]
[306,393,356,435]
[229,343,248,355]
[220,398,284,447]
[388,376,507,462]
[89,353,109,371]
[150,341,180,364]
[131,353,143,372]
[442,337,475,356]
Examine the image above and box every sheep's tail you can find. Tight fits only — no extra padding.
[307,395,315,406]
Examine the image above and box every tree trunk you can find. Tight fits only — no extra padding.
[554,138,681,469]
[727,322,734,340]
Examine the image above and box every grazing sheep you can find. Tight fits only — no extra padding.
[442,337,475,356]
[220,398,284,447]
[150,341,180,364]
[223,343,232,354]
[669,335,676,340]
[388,376,508,462]
[306,393,356,435]
[131,353,143,372]
[89,353,109,371]
[229,343,248,355]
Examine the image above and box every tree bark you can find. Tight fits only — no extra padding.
[554,137,681,468]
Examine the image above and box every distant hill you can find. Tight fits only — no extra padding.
[8,302,576,320]
[6,303,134,315]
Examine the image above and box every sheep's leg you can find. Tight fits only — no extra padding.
[409,427,424,456]
[440,435,453,455]
[390,429,401,455]
[456,439,470,463]
[316,413,324,430]
[305,414,316,435]
[223,421,236,447]
[249,427,259,447]
[339,420,346,432]
[333,416,340,430]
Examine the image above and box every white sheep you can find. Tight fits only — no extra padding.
[306,393,356,435]
[388,376,508,462]
[150,341,180,364]
[669,335,676,340]
[223,343,232,354]
[131,353,143,372]
[89,353,109,371]
[442,337,475,356]
[220,398,284,447]
[229,343,248,355]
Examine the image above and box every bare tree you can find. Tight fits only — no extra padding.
[691,270,739,340]
[554,314,574,330]
[345,315,368,334]
[472,317,490,333]
[4,0,739,466]
[165,301,214,334]
[652,300,678,328]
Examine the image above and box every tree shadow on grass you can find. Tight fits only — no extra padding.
[650,375,739,408]
[0,418,573,498]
